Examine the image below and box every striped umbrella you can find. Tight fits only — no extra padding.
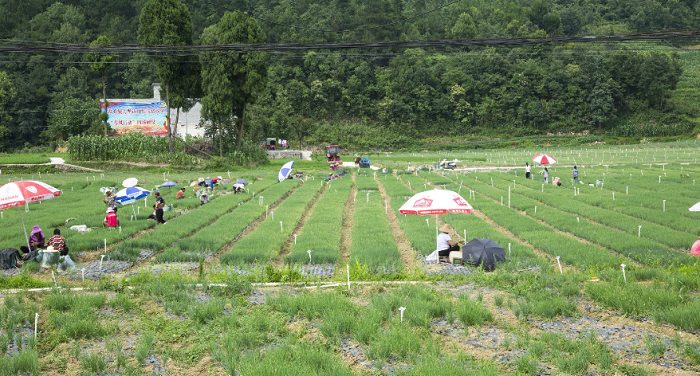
[532,154,557,165]
[0,180,61,250]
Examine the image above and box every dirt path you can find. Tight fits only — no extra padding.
[338,175,356,264]
[375,177,417,271]
[271,183,326,267]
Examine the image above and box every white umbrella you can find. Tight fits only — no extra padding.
[399,189,473,250]
[122,178,138,188]
[0,180,61,250]
[689,202,700,211]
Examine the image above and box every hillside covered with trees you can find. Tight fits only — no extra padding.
[0,0,697,152]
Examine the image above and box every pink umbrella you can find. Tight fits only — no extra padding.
[0,180,61,250]
[532,154,557,165]
[399,189,473,250]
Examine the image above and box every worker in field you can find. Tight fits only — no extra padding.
[572,165,579,183]
[153,192,166,225]
[103,208,119,228]
[437,224,460,258]
[525,163,531,179]
[176,188,186,199]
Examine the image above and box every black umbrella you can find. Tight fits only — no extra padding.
[462,238,505,272]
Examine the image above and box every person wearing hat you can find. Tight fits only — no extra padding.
[29,225,45,250]
[103,208,119,228]
[197,177,206,187]
[199,190,209,205]
[175,187,186,199]
[437,223,460,258]
[104,190,118,213]
[211,176,222,184]
[47,228,69,256]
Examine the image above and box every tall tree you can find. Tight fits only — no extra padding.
[138,0,194,152]
[86,36,117,136]
[0,71,17,152]
[200,12,268,152]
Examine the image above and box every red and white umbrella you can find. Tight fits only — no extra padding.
[0,180,61,250]
[689,202,700,212]
[399,189,472,250]
[399,189,473,215]
[532,154,557,165]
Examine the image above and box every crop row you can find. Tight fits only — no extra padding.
[420,173,627,271]
[449,173,697,267]
[349,176,402,271]
[109,176,279,262]
[287,178,353,264]
[488,173,697,250]
[378,175,435,256]
[220,180,322,264]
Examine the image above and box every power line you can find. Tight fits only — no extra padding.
[187,0,463,33]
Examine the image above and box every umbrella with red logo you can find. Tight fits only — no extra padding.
[0,180,61,250]
[399,189,473,251]
[532,154,557,165]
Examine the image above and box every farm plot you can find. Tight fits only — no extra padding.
[287,177,352,264]
[379,174,436,256]
[445,173,696,267]
[488,172,697,250]
[220,179,322,265]
[108,175,279,262]
[420,173,627,270]
[350,176,403,271]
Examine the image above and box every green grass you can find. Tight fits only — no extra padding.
[0,153,51,164]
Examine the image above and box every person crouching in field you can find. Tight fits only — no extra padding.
[103,208,119,228]
[176,188,186,199]
[47,228,69,256]
[437,224,460,258]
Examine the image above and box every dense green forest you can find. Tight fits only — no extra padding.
[0,0,698,152]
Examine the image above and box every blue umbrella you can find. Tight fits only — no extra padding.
[278,161,294,182]
[116,187,150,221]
[235,179,247,184]
[159,181,178,192]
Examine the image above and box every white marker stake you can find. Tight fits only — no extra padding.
[81,269,85,281]
[366,192,369,203]
[104,239,107,254]
[663,200,666,212]
[347,264,350,289]
[638,226,642,237]
[508,243,511,259]
[1,212,2,219]
[464,229,466,241]
[294,234,297,244]
[508,187,510,208]
[271,211,274,220]
[385,200,388,214]
[280,221,283,232]
[621,263,627,283]
[399,307,406,323]
[535,206,537,214]
[266,205,269,216]
[458,180,463,194]
[626,186,628,194]
[556,256,562,274]
[426,218,430,227]
[513,180,516,188]
[145,198,147,208]
[659,176,661,183]
[577,217,579,223]
[34,313,38,342]
[51,270,56,286]
[612,192,615,200]
[131,215,134,221]
[541,184,544,192]
[307,250,311,263]
[138,207,140,215]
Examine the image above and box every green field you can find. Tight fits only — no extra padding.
[2,144,700,375]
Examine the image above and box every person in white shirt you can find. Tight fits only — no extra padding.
[525,163,531,179]
[544,167,549,183]
[437,223,460,257]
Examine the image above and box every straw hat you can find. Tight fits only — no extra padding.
[198,178,204,182]
[439,224,452,233]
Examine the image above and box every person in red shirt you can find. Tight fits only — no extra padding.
[46,228,69,256]
[103,208,119,228]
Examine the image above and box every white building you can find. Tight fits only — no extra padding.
[102,83,206,137]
